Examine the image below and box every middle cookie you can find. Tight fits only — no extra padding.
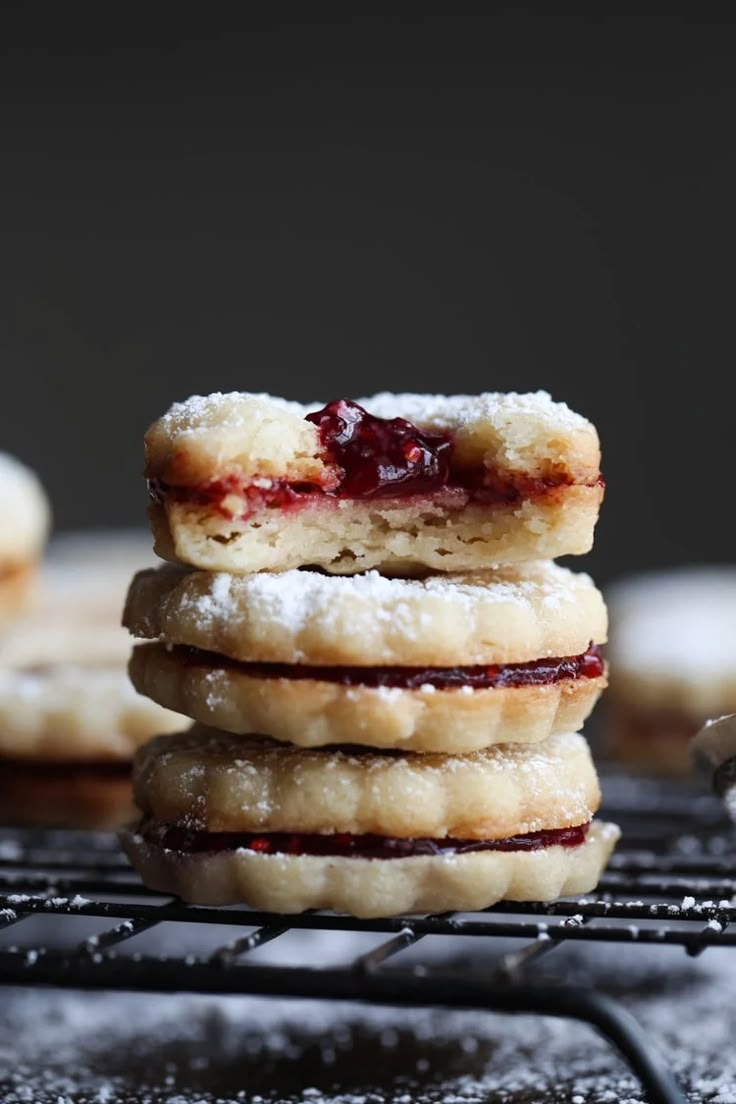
[125,561,607,754]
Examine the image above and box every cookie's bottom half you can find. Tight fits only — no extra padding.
[121,820,620,918]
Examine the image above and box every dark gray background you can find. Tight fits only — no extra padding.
[1,9,734,584]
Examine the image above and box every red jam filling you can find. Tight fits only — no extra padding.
[143,821,590,859]
[150,399,597,518]
[305,399,454,497]
[176,643,604,690]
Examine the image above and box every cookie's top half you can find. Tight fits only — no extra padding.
[133,727,599,839]
[145,390,600,490]
[124,560,607,667]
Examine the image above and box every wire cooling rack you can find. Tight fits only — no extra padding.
[0,773,734,1104]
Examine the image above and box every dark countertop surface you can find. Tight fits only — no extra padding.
[0,933,735,1103]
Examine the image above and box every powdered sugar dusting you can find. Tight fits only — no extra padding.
[356,390,591,433]
[187,562,593,636]
[157,391,307,433]
[1,942,735,1102]
[180,571,236,630]
[156,390,591,438]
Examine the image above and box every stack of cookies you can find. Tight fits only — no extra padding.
[122,391,619,917]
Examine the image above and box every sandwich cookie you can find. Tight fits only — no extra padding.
[0,532,184,826]
[145,391,603,576]
[121,728,620,917]
[606,567,736,774]
[125,561,608,753]
[0,531,184,763]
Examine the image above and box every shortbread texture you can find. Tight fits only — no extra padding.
[146,391,602,573]
[132,728,599,839]
[151,488,601,576]
[121,820,620,917]
[124,561,607,667]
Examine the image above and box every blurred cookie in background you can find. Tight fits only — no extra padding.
[0,761,135,830]
[0,453,50,617]
[0,531,185,828]
[1,530,170,668]
[605,567,736,775]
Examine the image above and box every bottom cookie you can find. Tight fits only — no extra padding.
[120,819,620,917]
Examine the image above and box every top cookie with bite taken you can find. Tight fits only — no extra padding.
[146,391,602,575]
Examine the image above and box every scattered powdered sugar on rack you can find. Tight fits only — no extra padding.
[1,940,736,1102]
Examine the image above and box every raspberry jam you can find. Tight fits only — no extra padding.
[305,399,453,497]
[150,397,596,519]
[176,643,604,690]
[148,472,324,514]
[143,821,590,859]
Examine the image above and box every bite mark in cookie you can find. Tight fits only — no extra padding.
[145,391,603,573]
[152,398,595,516]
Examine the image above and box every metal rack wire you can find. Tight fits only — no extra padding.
[0,776,733,1104]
